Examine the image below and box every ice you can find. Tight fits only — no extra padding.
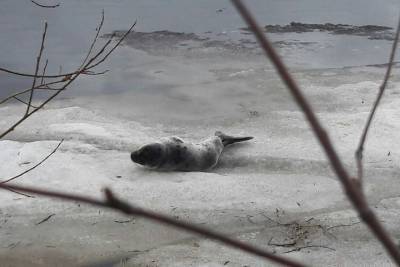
[2,73,400,266]
[2,7,400,266]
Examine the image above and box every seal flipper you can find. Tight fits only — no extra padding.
[215,131,253,146]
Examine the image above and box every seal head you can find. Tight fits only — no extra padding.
[131,143,165,168]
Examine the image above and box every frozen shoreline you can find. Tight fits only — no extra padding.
[1,64,400,265]
[2,2,400,263]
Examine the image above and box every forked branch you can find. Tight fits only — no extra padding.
[231,0,400,264]
[0,15,136,140]
[355,17,400,184]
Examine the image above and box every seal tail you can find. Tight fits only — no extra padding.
[215,131,254,146]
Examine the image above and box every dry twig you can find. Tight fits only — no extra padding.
[0,139,63,184]
[268,237,296,247]
[231,0,400,264]
[0,183,305,267]
[0,81,64,106]
[5,187,35,198]
[0,16,136,139]
[40,59,49,86]
[26,21,47,115]
[326,221,361,231]
[283,245,335,254]
[35,213,56,225]
[31,0,60,8]
[79,10,105,69]
[355,17,400,184]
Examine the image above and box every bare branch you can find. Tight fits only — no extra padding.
[355,16,400,184]
[79,10,105,69]
[13,96,38,109]
[283,245,335,254]
[35,213,55,225]
[26,21,47,115]
[0,183,305,267]
[0,17,136,140]
[31,0,60,8]
[0,66,77,79]
[82,69,109,76]
[40,59,49,86]
[230,0,400,264]
[0,139,63,184]
[326,221,361,231]
[85,21,137,71]
[0,19,134,80]
[4,187,35,198]
[0,80,65,106]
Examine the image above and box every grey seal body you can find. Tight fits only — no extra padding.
[131,131,253,171]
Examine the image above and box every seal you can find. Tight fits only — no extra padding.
[131,131,253,171]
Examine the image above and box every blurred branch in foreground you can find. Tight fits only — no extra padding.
[355,16,400,185]
[231,0,400,265]
[0,183,305,267]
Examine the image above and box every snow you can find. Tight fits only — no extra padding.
[2,73,400,266]
[2,27,400,267]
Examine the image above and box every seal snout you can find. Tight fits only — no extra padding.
[131,150,144,165]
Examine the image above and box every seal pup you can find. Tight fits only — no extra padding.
[131,131,253,171]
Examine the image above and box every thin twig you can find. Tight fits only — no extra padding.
[259,213,292,226]
[0,183,305,267]
[0,66,80,79]
[31,0,60,8]
[0,81,65,106]
[355,16,400,184]
[4,187,35,198]
[0,20,133,80]
[114,218,135,224]
[79,10,105,69]
[26,21,47,115]
[268,237,296,247]
[85,21,136,71]
[326,222,361,231]
[0,139,63,184]
[231,0,400,264]
[83,69,109,76]
[13,96,38,109]
[0,19,136,139]
[35,213,55,225]
[283,245,336,254]
[40,59,49,86]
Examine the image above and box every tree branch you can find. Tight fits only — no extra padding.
[0,183,305,267]
[13,96,38,109]
[355,16,400,184]
[26,21,47,115]
[0,81,64,106]
[40,59,49,86]
[79,10,105,70]
[31,0,60,8]
[230,0,400,264]
[0,139,63,184]
[0,17,136,140]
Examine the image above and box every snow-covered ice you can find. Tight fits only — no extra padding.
[1,1,400,265]
[2,67,400,266]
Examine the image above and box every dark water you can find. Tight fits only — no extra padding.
[0,0,399,122]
